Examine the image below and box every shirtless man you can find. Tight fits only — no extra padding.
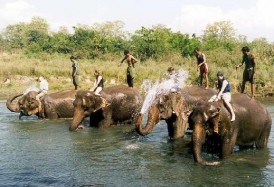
[119,50,138,87]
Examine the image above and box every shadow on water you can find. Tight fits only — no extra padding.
[0,100,274,186]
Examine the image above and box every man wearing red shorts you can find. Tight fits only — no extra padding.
[194,48,209,89]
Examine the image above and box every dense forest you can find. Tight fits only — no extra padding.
[0,17,273,97]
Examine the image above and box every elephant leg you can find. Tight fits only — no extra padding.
[221,132,237,158]
[255,127,271,149]
[166,116,185,140]
[98,112,114,128]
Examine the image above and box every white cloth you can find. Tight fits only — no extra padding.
[208,92,231,103]
[94,87,102,96]
[39,79,48,91]
[94,75,103,88]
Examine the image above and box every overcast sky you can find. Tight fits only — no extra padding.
[0,0,274,42]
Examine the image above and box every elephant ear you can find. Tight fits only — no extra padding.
[93,96,110,112]
[172,93,184,117]
[208,106,220,118]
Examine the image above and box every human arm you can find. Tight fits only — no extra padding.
[198,53,206,67]
[251,54,256,77]
[119,56,127,66]
[130,55,138,63]
[236,57,244,69]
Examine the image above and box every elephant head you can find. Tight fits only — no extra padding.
[136,91,188,139]
[69,91,109,131]
[6,91,40,118]
[189,102,222,166]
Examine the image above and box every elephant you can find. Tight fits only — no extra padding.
[189,93,272,166]
[136,86,217,140]
[69,85,143,131]
[6,89,77,119]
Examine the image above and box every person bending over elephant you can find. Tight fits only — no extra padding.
[70,85,143,131]
[6,89,77,119]
[189,93,271,166]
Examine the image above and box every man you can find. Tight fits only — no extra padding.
[236,46,256,99]
[194,48,209,89]
[119,50,138,87]
[36,76,48,117]
[208,71,235,124]
[71,56,80,90]
[90,70,104,96]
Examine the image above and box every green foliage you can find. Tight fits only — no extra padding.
[0,17,273,97]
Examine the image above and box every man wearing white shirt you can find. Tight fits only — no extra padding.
[90,70,104,96]
[36,76,48,116]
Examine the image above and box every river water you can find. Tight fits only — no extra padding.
[0,99,273,187]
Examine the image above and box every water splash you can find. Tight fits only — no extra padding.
[140,69,189,114]
[23,82,40,95]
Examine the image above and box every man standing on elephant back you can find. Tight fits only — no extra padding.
[194,48,209,89]
[236,46,256,99]
[119,50,138,87]
[71,56,80,90]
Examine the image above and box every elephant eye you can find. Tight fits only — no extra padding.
[158,104,166,111]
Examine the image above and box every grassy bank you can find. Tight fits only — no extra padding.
[0,52,273,99]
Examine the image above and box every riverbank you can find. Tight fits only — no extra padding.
[1,74,273,100]
[0,53,273,100]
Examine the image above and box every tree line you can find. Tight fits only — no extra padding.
[1,17,273,62]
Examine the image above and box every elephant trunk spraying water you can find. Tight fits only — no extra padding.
[136,86,217,140]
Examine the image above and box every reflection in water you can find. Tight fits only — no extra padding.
[0,100,273,186]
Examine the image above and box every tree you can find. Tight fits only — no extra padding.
[3,22,27,50]
[202,21,237,51]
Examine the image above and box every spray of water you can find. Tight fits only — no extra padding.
[140,69,189,114]
[23,82,40,95]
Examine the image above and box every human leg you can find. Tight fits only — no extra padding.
[94,87,102,96]
[222,93,235,121]
[127,75,133,87]
[199,73,203,86]
[241,80,246,93]
[73,76,79,90]
[251,83,255,99]
[205,73,209,89]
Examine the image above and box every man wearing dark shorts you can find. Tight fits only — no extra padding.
[236,46,256,99]
[71,56,80,90]
[119,50,138,87]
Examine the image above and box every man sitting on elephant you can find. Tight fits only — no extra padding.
[36,76,49,117]
[208,71,235,126]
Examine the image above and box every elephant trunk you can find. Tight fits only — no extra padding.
[193,122,220,166]
[70,109,85,131]
[6,93,23,113]
[135,105,160,136]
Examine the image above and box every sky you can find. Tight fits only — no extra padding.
[0,0,274,42]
